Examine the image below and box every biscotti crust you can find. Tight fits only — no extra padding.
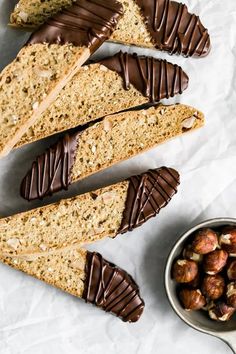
[0,44,88,156]
[20,104,203,201]
[17,52,188,148]
[0,0,123,156]
[0,182,129,256]
[0,249,145,322]
[16,63,148,147]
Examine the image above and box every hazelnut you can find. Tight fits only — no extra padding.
[219,226,236,255]
[227,260,236,280]
[179,289,206,310]
[192,228,218,255]
[172,259,198,283]
[201,274,225,300]
[183,245,203,262]
[208,301,235,321]
[203,250,228,275]
[226,282,236,308]
[187,272,201,289]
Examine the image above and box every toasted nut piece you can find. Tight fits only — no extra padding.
[179,289,206,310]
[208,301,235,321]
[192,228,218,255]
[172,259,198,283]
[226,282,236,308]
[219,226,236,255]
[227,260,236,280]
[201,274,225,300]
[203,250,228,275]
[181,116,196,129]
[183,245,203,262]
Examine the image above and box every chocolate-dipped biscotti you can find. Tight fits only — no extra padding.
[17,52,188,148]
[0,249,144,322]
[1,168,179,257]
[0,0,123,157]
[10,0,211,57]
[21,104,203,201]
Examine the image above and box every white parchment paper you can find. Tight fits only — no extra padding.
[0,0,236,353]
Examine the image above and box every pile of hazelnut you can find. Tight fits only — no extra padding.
[172,226,236,322]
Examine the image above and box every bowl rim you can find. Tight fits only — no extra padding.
[164,217,236,336]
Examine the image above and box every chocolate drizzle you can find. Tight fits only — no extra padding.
[27,0,123,53]
[83,252,145,322]
[99,51,188,102]
[135,0,211,57]
[119,167,180,234]
[20,132,79,201]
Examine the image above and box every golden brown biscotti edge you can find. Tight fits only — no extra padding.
[20,104,203,201]
[10,0,211,57]
[0,247,145,322]
[16,51,189,148]
[0,167,180,257]
[0,0,123,157]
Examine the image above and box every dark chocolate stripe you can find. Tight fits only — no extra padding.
[135,0,211,57]
[83,252,144,322]
[99,51,188,102]
[118,167,180,234]
[20,132,79,201]
[27,0,123,53]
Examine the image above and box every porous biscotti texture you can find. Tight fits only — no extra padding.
[10,0,76,27]
[72,104,204,182]
[0,247,87,298]
[10,0,154,48]
[17,63,148,147]
[0,44,88,156]
[0,182,129,257]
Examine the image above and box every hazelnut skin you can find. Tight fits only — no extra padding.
[192,228,218,255]
[226,282,236,308]
[208,301,235,322]
[172,259,198,283]
[187,273,201,289]
[219,226,236,255]
[179,289,206,310]
[227,260,236,280]
[183,245,203,262]
[201,274,225,300]
[203,250,228,275]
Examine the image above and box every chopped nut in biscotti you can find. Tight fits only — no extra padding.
[172,259,198,283]
[192,228,218,254]
[203,250,228,275]
[181,116,196,130]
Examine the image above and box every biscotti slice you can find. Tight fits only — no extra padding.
[0,0,123,157]
[17,52,188,147]
[0,249,144,322]
[10,0,211,57]
[21,104,203,201]
[0,168,179,256]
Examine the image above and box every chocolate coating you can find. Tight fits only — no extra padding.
[99,51,188,102]
[27,0,123,53]
[119,167,180,234]
[136,0,211,57]
[20,132,79,201]
[83,252,144,322]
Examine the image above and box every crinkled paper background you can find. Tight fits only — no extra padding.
[0,0,236,353]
